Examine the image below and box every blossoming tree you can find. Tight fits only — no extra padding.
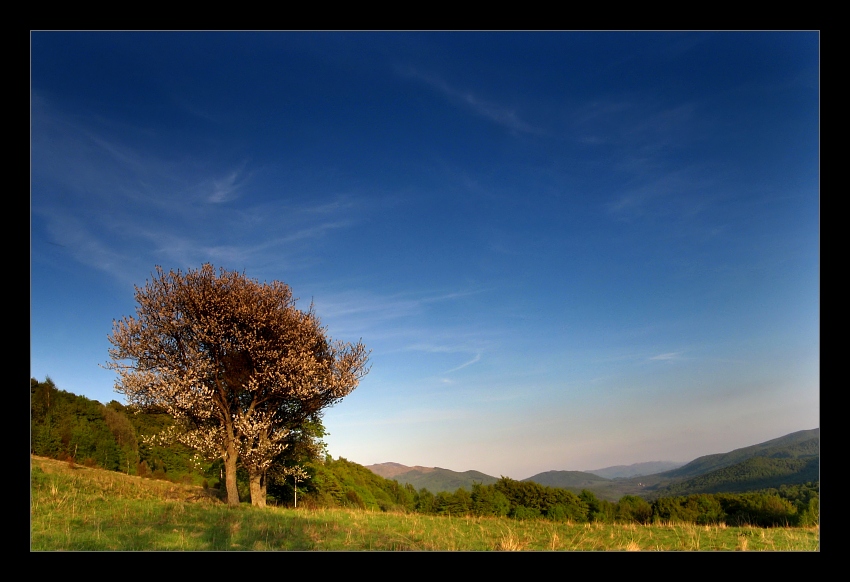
[107,264,369,506]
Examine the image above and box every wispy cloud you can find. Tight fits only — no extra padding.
[315,288,483,324]
[31,96,364,283]
[444,353,482,373]
[38,211,136,284]
[649,351,683,361]
[398,67,543,135]
[333,407,469,427]
[123,212,354,273]
[204,166,250,203]
[573,97,722,227]
[607,167,717,226]
[313,291,425,322]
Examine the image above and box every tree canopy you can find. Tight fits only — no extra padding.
[106,264,369,506]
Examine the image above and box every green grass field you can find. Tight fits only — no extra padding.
[30,456,819,551]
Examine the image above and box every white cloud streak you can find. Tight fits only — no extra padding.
[398,67,543,135]
[31,96,364,284]
[206,168,248,203]
[444,352,482,373]
[649,351,683,361]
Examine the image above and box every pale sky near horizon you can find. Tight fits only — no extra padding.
[31,32,819,479]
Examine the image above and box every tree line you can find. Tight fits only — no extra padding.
[30,377,818,527]
[294,459,818,528]
[30,376,331,499]
[32,377,211,483]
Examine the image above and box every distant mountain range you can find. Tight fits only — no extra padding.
[366,461,685,493]
[366,428,819,500]
[367,463,498,493]
[644,428,820,498]
[585,461,685,480]
[520,470,609,488]
[654,428,819,481]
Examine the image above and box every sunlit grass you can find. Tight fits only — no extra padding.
[31,456,819,551]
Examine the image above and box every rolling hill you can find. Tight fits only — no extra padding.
[522,470,610,489]
[650,429,819,482]
[648,455,820,498]
[585,461,685,479]
[366,463,498,493]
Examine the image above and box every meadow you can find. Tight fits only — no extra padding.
[30,456,818,551]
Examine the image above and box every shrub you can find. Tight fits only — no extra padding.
[512,505,542,520]
[137,460,150,478]
[345,489,366,509]
[616,495,653,524]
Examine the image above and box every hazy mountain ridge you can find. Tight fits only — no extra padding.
[367,462,439,480]
[367,428,818,500]
[654,429,819,481]
[521,470,610,489]
[585,461,685,479]
[647,455,820,499]
[366,463,499,493]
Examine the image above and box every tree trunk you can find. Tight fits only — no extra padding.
[249,470,266,508]
[224,446,240,506]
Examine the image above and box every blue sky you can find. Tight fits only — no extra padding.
[31,32,819,479]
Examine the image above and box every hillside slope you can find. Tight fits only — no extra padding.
[586,461,685,479]
[647,456,819,498]
[655,429,819,481]
[367,463,498,493]
[523,470,610,489]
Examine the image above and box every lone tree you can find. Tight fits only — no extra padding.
[106,264,369,507]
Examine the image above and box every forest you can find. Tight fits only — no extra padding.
[30,377,818,528]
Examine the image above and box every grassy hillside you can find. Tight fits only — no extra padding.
[30,456,818,551]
